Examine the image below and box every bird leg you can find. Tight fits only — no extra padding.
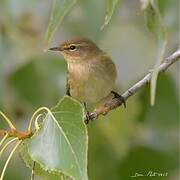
[83,92,126,123]
[83,102,93,124]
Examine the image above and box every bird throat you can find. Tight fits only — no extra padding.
[68,61,90,80]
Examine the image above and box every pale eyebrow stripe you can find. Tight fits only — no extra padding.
[63,43,83,49]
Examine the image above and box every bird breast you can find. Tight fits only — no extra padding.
[67,56,117,103]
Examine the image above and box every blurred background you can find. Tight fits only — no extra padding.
[0,0,179,179]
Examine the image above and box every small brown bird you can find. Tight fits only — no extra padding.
[49,38,125,123]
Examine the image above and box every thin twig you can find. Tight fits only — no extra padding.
[0,107,50,140]
[0,112,16,130]
[0,129,32,140]
[89,49,180,120]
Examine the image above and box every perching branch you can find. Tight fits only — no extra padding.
[90,49,180,120]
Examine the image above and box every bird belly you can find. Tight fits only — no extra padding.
[68,59,116,103]
[69,73,114,103]
[70,79,113,103]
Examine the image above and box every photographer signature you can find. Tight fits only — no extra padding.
[131,171,168,178]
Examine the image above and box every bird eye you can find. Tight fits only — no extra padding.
[69,45,76,51]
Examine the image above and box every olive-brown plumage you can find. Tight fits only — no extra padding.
[49,38,117,103]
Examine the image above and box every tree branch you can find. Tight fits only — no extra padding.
[89,49,180,120]
[0,129,32,139]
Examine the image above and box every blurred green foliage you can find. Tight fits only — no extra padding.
[10,56,67,108]
[0,0,179,180]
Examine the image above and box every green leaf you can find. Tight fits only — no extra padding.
[20,96,88,180]
[46,0,78,44]
[19,140,63,180]
[101,0,120,30]
[143,0,167,106]
[150,35,167,106]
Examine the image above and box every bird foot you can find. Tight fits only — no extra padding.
[84,111,94,124]
[83,102,94,124]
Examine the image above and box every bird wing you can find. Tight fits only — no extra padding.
[98,53,117,82]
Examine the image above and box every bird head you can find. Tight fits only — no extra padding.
[48,38,101,62]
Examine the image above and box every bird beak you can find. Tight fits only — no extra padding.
[48,47,60,51]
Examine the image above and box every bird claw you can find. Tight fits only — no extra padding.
[83,102,94,124]
[84,111,94,124]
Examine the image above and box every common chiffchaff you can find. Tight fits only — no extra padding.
[49,38,124,121]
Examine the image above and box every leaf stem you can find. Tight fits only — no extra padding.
[34,114,44,131]
[30,162,35,180]
[0,138,18,160]
[0,134,8,149]
[0,140,22,180]
[28,107,51,133]
[0,112,16,130]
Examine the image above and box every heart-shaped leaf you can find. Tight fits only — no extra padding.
[20,96,88,180]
